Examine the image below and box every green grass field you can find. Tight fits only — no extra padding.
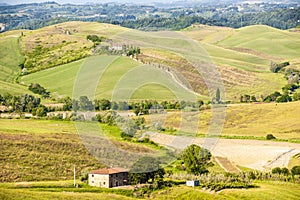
[0,181,134,200]
[21,55,196,100]
[1,180,300,200]
[0,31,31,94]
[151,181,300,200]
[1,21,300,200]
[1,22,294,102]
[217,25,300,60]
[0,32,23,82]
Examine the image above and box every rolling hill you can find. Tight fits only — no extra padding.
[0,21,298,102]
[21,55,198,100]
[0,30,31,95]
[1,21,300,200]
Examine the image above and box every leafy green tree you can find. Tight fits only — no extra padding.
[250,95,257,102]
[282,84,298,93]
[181,144,211,175]
[291,166,300,176]
[72,99,79,112]
[32,105,48,117]
[61,96,72,111]
[93,114,102,122]
[281,167,289,175]
[293,92,300,101]
[87,35,102,43]
[129,156,165,184]
[95,99,111,110]
[264,91,281,102]
[276,94,292,103]
[272,167,282,174]
[78,96,93,111]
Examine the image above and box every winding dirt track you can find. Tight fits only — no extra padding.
[147,132,300,171]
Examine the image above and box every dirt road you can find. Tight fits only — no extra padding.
[146,132,300,171]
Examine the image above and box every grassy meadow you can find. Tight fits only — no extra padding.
[217,25,300,60]
[0,119,158,182]
[21,55,197,100]
[0,31,31,95]
[1,180,300,200]
[1,22,295,101]
[1,21,300,199]
[151,181,300,200]
[0,181,134,200]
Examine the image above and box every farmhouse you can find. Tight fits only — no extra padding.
[88,168,129,188]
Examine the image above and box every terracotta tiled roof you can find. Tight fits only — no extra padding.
[89,167,128,175]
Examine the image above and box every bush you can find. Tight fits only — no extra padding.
[87,35,102,43]
[293,92,300,101]
[92,114,102,122]
[272,167,282,174]
[281,167,290,175]
[291,166,300,176]
[266,134,276,140]
[28,83,50,98]
[270,61,289,73]
[121,131,134,141]
[32,105,48,117]
[276,94,292,103]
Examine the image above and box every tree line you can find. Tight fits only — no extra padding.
[0,93,47,117]
[2,3,299,32]
[0,93,206,116]
[60,96,205,114]
[238,61,300,104]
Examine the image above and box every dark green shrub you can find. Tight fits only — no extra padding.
[266,134,276,140]
[291,166,300,176]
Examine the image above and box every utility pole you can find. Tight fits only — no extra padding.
[73,165,76,187]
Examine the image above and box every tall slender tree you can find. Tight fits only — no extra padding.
[216,88,221,103]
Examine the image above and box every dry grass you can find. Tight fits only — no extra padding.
[0,119,156,182]
[288,153,300,169]
[144,101,300,141]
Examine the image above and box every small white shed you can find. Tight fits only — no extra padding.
[186,180,200,187]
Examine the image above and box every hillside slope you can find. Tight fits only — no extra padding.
[21,55,198,100]
[0,30,33,95]
[0,22,296,101]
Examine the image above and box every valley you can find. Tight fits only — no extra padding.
[0,9,300,199]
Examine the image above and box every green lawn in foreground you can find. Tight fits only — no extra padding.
[1,180,300,200]
[151,181,300,200]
